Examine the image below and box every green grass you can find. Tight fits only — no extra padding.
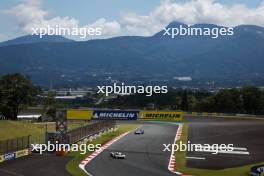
[66,123,140,176]
[175,125,264,176]
[0,120,90,143]
[0,120,45,142]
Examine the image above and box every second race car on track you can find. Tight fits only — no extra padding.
[134,129,144,135]
[110,152,126,159]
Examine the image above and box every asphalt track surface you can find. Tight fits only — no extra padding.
[1,118,264,175]
[85,123,178,176]
[0,153,72,176]
[185,117,264,170]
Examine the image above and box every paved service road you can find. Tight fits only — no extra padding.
[0,153,72,176]
[185,117,264,170]
[85,123,178,176]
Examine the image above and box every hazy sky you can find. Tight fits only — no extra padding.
[0,0,263,41]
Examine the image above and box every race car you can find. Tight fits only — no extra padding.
[250,165,264,176]
[134,129,144,135]
[110,152,126,159]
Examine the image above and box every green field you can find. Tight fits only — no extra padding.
[0,120,45,142]
[0,120,90,143]
[66,123,140,176]
[174,125,264,176]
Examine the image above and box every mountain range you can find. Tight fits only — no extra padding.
[0,22,264,88]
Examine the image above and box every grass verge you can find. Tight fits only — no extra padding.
[0,120,45,142]
[0,120,91,143]
[175,125,264,176]
[66,123,140,176]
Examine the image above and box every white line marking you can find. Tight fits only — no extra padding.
[231,147,248,151]
[195,149,250,155]
[198,146,248,151]
[186,156,206,160]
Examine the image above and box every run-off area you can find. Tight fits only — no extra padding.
[185,117,264,170]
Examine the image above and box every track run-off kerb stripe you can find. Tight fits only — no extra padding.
[168,124,190,176]
[144,121,189,175]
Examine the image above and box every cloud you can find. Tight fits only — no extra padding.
[87,18,121,36]
[0,34,9,42]
[3,0,264,39]
[5,0,120,38]
[121,0,264,36]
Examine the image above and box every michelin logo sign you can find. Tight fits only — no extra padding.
[92,110,138,120]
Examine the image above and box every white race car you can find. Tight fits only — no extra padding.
[134,129,144,135]
[110,152,126,159]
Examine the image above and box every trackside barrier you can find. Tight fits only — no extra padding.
[74,126,118,146]
[54,126,118,156]
[0,135,30,155]
[66,109,264,120]
[67,109,93,120]
[67,121,116,144]
[66,109,183,121]
[0,148,31,163]
[139,110,183,121]
[0,135,31,163]
[92,110,139,120]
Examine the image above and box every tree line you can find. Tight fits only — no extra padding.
[1,73,263,121]
[104,87,264,115]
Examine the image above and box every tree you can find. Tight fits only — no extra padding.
[212,89,243,113]
[180,90,189,111]
[0,73,39,120]
[187,95,197,111]
[41,91,56,121]
[241,86,263,114]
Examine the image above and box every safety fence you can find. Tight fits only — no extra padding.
[0,136,31,163]
[45,120,117,145]
[67,120,116,144]
[0,135,30,155]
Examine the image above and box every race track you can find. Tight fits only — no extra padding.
[85,123,178,176]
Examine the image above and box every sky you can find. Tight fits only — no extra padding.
[0,0,264,41]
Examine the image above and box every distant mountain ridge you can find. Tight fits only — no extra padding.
[0,35,74,47]
[0,22,263,88]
